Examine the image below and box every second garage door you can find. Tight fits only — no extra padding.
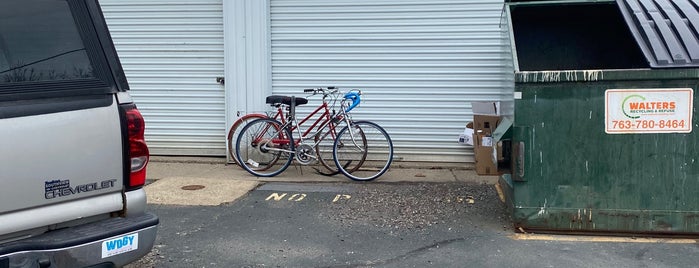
[270,0,512,163]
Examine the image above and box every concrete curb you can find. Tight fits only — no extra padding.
[143,156,499,206]
[146,156,496,184]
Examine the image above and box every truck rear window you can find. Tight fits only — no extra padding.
[0,0,95,84]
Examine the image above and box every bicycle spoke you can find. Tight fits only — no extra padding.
[235,118,293,177]
[227,113,267,164]
[334,121,392,181]
[315,121,353,175]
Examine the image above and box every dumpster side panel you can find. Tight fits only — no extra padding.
[513,72,699,234]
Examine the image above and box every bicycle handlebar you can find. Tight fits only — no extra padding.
[303,87,339,96]
[302,87,361,112]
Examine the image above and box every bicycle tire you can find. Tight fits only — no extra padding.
[333,121,393,181]
[235,118,293,177]
[315,121,366,175]
[227,113,268,164]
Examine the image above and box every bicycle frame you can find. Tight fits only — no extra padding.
[252,98,348,159]
[235,87,388,180]
[266,106,286,124]
[290,102,339,144]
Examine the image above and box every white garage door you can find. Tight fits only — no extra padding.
[101,0,225,156]
[270,0,512,163]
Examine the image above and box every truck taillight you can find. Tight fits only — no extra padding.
[122,104,149,188]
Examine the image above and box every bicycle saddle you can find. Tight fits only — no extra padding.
[265,95,308,106]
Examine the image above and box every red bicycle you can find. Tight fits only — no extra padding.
[230,87,364,175]
[227,112,280,163]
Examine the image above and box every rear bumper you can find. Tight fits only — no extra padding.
[0,213,158,268]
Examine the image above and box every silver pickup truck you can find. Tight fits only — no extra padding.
[0,0,158,267]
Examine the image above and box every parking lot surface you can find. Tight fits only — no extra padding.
[129,179,699,268]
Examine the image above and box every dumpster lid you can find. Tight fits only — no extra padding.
[617,0,699,68]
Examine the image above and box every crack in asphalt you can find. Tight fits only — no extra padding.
[322,237,470,268]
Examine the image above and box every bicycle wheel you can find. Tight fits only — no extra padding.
[235,118,293,177]
[333,121,393,181]
[227,113,267,164]
[315,121,366,175]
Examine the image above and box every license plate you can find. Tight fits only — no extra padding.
[101,233,139,258]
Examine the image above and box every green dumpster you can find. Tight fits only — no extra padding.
[499,0,699,235]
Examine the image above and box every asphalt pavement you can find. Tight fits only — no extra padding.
[130,156,699,268]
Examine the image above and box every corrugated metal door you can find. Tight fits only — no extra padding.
[100,0,225,156]
[270,0,512,163]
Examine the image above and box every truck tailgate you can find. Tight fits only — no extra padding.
[0,97,124,216]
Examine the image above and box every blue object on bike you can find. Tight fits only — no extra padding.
[344,92,361,112]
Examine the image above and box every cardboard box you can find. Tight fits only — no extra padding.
[473,115,501,135]
[471,101,500,115]
[473,134,498,175]
[481,136,494,147]
[474,146,498,175]
[473,134,488,147]
[468,101,509,176]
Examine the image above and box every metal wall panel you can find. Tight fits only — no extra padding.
[270,0,513,163]
[101,0,225,156]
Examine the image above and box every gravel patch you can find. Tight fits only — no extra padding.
[126,181,512,267]
[322,182,511,234]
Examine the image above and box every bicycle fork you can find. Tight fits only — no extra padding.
[339,109,366,153]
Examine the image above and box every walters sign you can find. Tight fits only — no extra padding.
[605,88,693,134]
